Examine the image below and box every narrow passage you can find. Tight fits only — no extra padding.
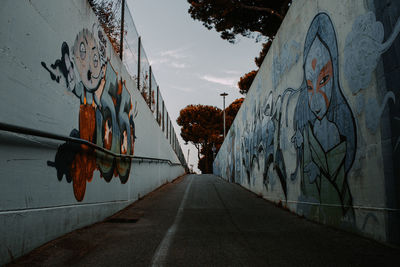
[9,175,400,266]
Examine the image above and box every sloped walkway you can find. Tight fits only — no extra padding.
[8,174,400,266]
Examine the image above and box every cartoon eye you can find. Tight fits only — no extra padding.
[79,42,86,60]
[307,85,313,91]
[93,53,98,67]
[319,75,330,85]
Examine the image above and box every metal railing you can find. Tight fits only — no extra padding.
[0,122,181,166]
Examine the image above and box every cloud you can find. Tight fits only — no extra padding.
[150,47,190,69]
[160,47,188,59]
[169,85,195,92]
[201,75,237,87]
[150,59,188,69]
[171,62,187,69]
[149,57,168,66]
[223,70,242,75]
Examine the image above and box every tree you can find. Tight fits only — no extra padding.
[238,70,257,95]
[238,39,273,95]
[187,1,290,95]
[88,0,122,54]
[187,0,291,43]
[177,99,244,173]
[255,40,273,68]
[177,104,222,173]
[225,97,244,131]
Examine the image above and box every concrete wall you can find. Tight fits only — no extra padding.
[214,0,400,244]
[0,0,185,264]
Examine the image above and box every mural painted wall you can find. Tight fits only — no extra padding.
[41,27,138,201]
[214,0,400,244]
[0,0,185,264]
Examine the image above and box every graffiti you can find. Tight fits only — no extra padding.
[259,91,288,199]
[344,12,400,93]
[214,7,400,237]
[344,12,400,134]
[41,42,76,92]
[365,92,395,133]
[286,13,357,224]
[271,40,301,89]
[234,80,289,199]
[43,27,137,201]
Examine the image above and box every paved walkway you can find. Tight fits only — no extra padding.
[8,174,400,266]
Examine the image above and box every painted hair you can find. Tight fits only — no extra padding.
[291,13,356,177]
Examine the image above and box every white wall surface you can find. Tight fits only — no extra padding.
[0,0,185,264]
[214,0,400,244]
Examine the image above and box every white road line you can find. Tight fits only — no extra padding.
[151,175,193,267]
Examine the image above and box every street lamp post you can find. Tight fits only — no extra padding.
[220,92,228,139]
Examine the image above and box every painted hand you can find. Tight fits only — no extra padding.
[291,130,303,148]
[304,162,320,183]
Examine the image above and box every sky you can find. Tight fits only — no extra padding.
[126,0,262,172]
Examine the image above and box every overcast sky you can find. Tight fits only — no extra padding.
[126,0,262,172]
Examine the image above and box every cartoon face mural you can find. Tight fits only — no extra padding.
[43,27,137,202]
[73,29,103,92]
[287,13,356,224]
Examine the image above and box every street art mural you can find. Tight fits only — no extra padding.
[42,26,137,201]
[344,11,399,134]
[214,10,400,232]
[271,40,301,89]
[286,13,357,224]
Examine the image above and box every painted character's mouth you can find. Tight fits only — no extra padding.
[87,70,92,81]
[90,69,102,80]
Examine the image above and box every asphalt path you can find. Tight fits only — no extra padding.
[8,174,400,266]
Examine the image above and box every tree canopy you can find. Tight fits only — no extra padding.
[255,40,272,68]
[225,98,244,130]
[177,99,244,173]
[177,105,222,154]
[187,0,291,43]
[238,70,257,95]
[238,36,273,95]
[187,1,290,95]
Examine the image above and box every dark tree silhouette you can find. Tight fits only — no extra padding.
[187,0,291,43]
[238,70,257,95]
[255,40,273,68]
[225,97,244,130]
[187,1,291,95]
[238,39,274,95]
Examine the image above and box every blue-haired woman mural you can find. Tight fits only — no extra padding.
[287,13,357,225]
